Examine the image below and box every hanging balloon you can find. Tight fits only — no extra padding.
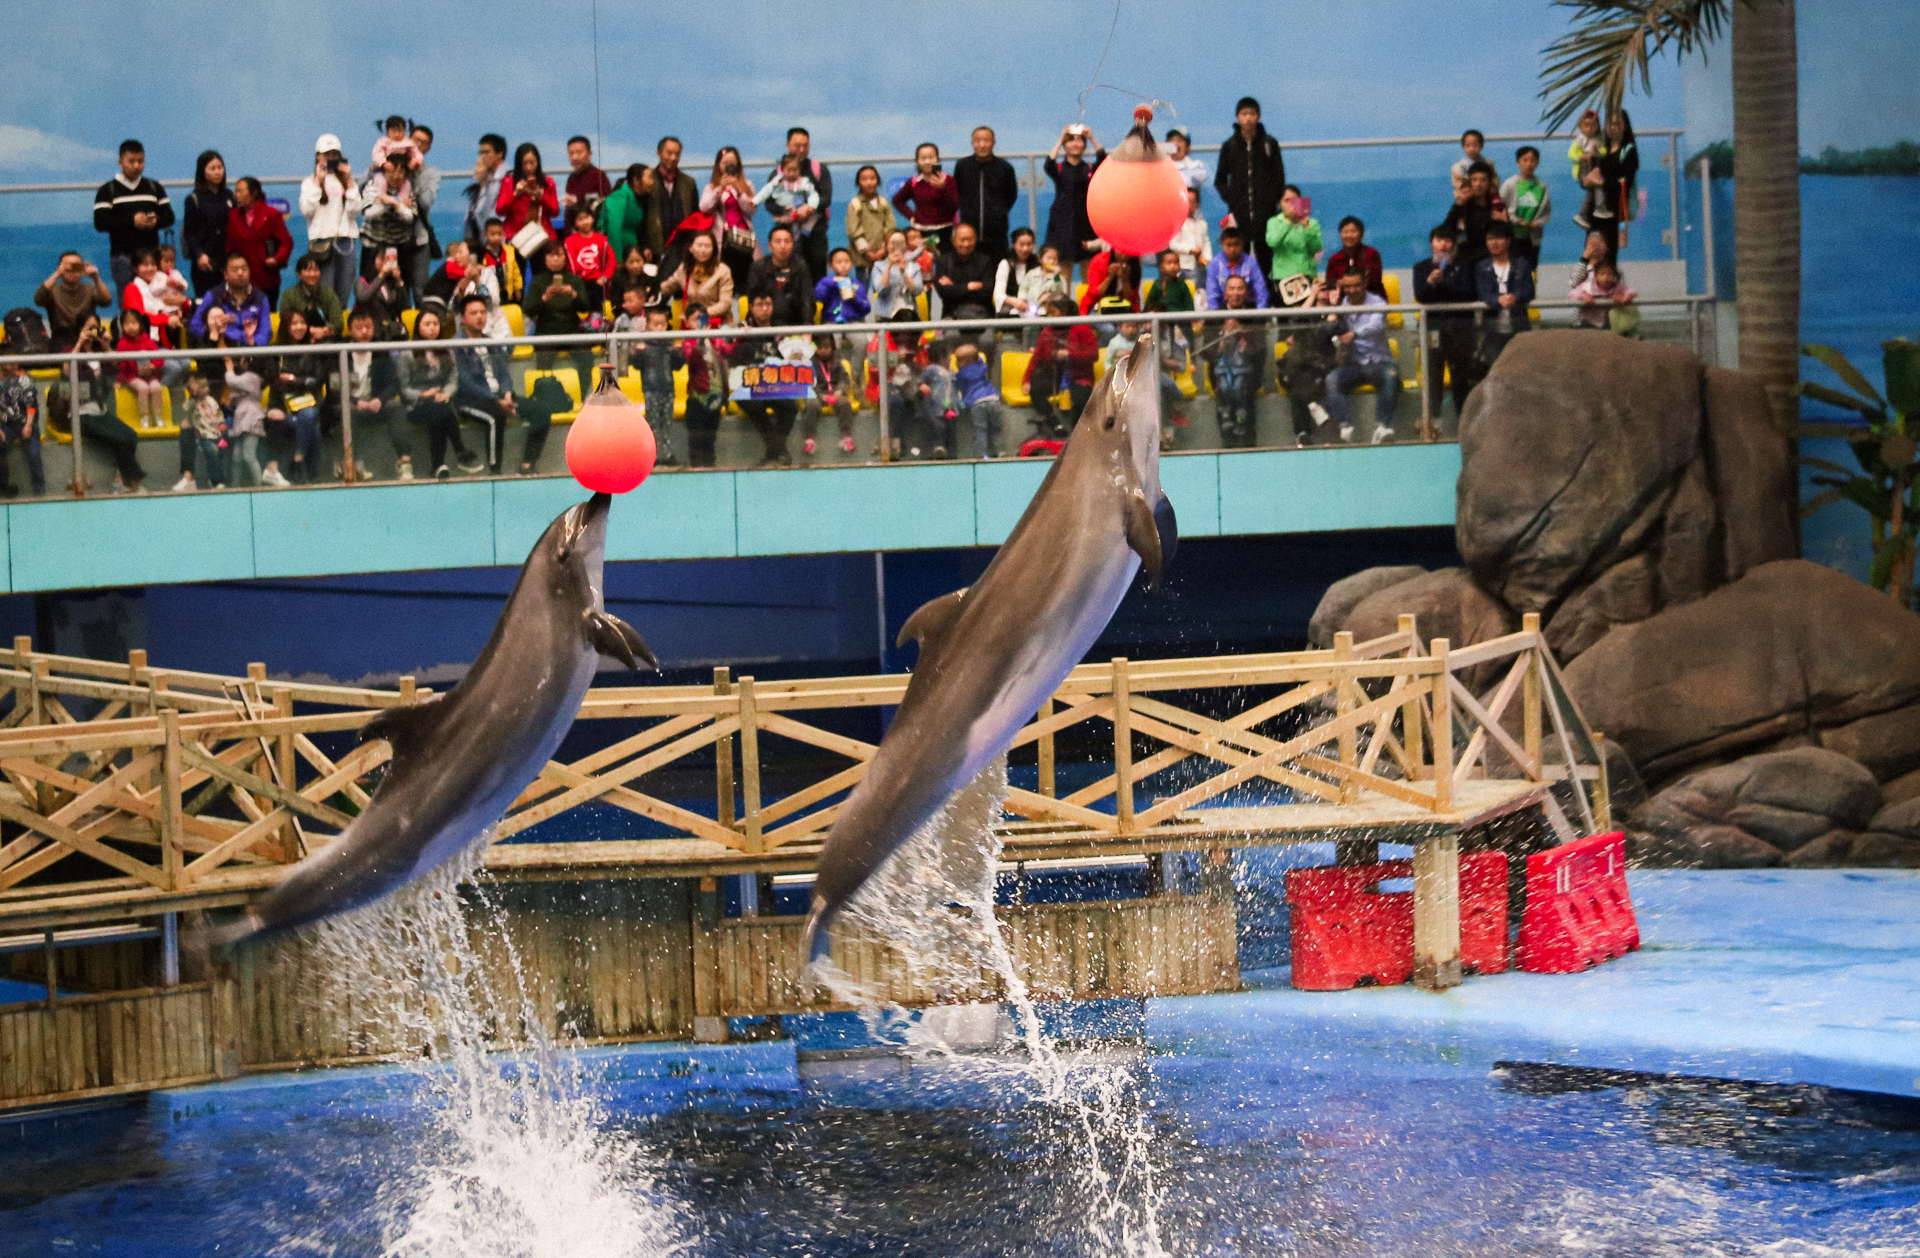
[566,365,657,494]
[1086,105,1190,260]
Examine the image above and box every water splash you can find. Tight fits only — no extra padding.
[290,845,683,1258]
[808,758,1170,1257]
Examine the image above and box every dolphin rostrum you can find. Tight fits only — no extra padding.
[804,334,1176,961]
[214,492,656,947]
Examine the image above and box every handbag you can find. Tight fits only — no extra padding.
[723,224,757,256]
[509,221,550,260]
[308,238,336,262]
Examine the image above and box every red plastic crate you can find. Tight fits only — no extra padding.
[1285,854,1510,990]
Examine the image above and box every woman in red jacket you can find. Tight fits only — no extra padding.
[227,177,293,306]
[497,142,559,246]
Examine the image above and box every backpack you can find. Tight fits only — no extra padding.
[3,308,49,356]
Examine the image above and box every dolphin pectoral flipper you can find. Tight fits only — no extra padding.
[1124,491,1169,589]
[359,695,448,762]
[897,587,969,670]
[583,609,659,672]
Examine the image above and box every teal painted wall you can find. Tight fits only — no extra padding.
[9,444,1462,593]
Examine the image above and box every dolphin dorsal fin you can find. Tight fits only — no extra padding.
[359,695,448,765]
[896,587,969,671]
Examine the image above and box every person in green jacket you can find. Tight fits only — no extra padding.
[1144,249,1196,312]
[278,254,345,334]
[523,241,596,386]
[1264,185,1324,307]
[598,164,651,264]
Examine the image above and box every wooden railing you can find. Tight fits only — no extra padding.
[0,611,1606,912]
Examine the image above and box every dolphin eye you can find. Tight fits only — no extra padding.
[1102,415,1116,431]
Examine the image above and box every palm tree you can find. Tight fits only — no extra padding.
[1539,1,1800,432]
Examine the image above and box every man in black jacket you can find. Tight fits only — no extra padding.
[1213,98,1284,284]
[93,140,174,301]
[746,226,814,327]
[643,136,701,274]
[954,127,1020,260]
[1413,224,1479,418]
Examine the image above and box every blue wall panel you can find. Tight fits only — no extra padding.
[973,460,1052,545]
[735,464,976,556]
[11,492,256,590]
[1160,453,1222,538]
[249,481,496,578]
[1217,445,1460,536]
[605,471,739,561]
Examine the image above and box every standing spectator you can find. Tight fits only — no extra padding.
[1322,216,1385,299]
[867,231,924,323]
[845,165,896,280]
[1166,129,1208,189]
[953,342,1001,457]
[746,226,813,327]
[564,205,615,310]
[660,232,734,324]
[407,124,441,302]
[1043,125,1106,288]
[934,224,997,323]
[993,228,1040,317]
[628,307,678,465]
[1443,161,1508,268]
[562,136,613,222]
[893,143,961,253]
[0,358,46,498]
[1204,227,1268,310]
[701,147,760,294]
[400,309,481,478]
[300,137,362,308]
[643,137,700,269]
[1586,111,1640,262]
[353,246,412,344]
[1201,276,1267,448]
[360,153,420,289]
[1450,130,1492,194]
[954,127,1019,260]
[1501,146,1552,270]
[454,294,541,474]
[35,253,113,352]
[1214,98,1284,281]
[800,333,857,458]
[113,309,165,427]
[600,164,654,266]
[1413,223,1477,419]
[93,140,174,299]
[1265,186,1324,308]
[1323,269,1400,444]
[182,151,236,298]
[1473,222,1534,367]
[785,128,834,284]
[497,143,559,247]
[464,134,509,249]
[1168,188,1214,298]
[678,308,726,468]
[731,293,797,465]
[524,242,596,386]
[280,254,345,336]
[179,371,226,490]
[814,248,870,327]
[223,352,269,485]
[227,177,293,307]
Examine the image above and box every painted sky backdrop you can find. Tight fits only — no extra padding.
[2,0,1913,220]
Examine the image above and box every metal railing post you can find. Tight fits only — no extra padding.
[1417,308,1434,441]
[1026,156,1039,237]
[338,345,356,482]
[875,333,891,463]
[66,359,85,496]
[1667,133,1682,262]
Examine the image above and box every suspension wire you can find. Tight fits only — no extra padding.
[591,0,604,157]
[1073,4,1177,130]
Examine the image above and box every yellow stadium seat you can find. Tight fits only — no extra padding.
[1381,273,1404,329]
[737,296,749,322]
[1074,283,1088,305]
[523,367,582,423]
[401,309,419,335]
[673,363,688,420]
[115,385,179,437]
[270,312,279,337]
[1174,367,1198,401]
[501,304,533,358]
[999,351,1033,407]
[915,292,929,321]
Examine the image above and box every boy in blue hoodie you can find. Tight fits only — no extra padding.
[952,342,1001,458]
[813,247,870,325]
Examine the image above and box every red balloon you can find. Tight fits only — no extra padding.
[1087,107,1191,259]
[566,367,657,494]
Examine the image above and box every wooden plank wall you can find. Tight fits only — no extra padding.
[8,939,158,995]
[0,985,216,1105]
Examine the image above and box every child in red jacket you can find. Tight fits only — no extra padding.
[564,205,614,313]
[113,309,165,427]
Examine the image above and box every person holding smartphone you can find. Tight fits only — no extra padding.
[1043,123,1107,290]
[300,136,364,308]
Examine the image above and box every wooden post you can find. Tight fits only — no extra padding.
[1430,639,1453,812]
[1111,658,1134,832]
[273,687,296,859]
[690,877,727,1042]
[43,928,56,1006]
[397,674,416,704]
[1037,696,1056,798]
[160,710,183,890]
[1521,612,1542,775]
[1333,631,1358,804]
[713,667,735,827]
[128,649,148,718]
[1593,729,1613,832]
[1398,615,1424,779]
[738,676,762,854]
[209,968,241,1078]
[1412,832,1462,991]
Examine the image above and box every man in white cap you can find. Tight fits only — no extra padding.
[299,134,363,307]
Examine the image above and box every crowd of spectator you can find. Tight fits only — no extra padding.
[0,99,1645,494]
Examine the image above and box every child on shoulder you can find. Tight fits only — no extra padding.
[1569,110,1607,229]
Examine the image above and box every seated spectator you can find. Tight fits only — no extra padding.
[191,253,272,347]
[1043,124,1106,287]
[1451,129,1492,194]
[702,147,760,292]
[1204,228,1268,310]
[478,218,526,307]
[1570,259,1639,334]
[1102,318,1142,372]
[892,143,961,253]
[523,241,596,387]
[562,136,613,220]
[1081,252,1141,336]
[1154,322,1193,447]
[845,165,896,279]
[1063,308,1099,422]
[124,248,185,348]
[1201,276,1267,448]
[353,247,412,344]
[992,228,1040,318]
[1265,185,1324,307]
[660,232,734,324]
[867,231,924,323]
[279,253,344,336]
[902,227,936,291]
[265,309,326,484]
[1324,269,1400,444]
[1322,216,1385,299]
[608,244,662,317]
[497,143,559,247]
[1501,146,1552,270]
[1017,244,1070,331]
[228,176,293,306]
[814,248,871,326]
[1473,222,1534,366]
[370,115,423,173]
[113,310,165,427]
[754,154,820,248]
[731,293,798,464]
[1168,188,1213,300]
[360,153,419,288]
[746,226,813,327]
[154,246,194,333]
[1143,249,1196,314]
[564,204,615,310]
[933,224,997,323]
[334,306,404,480]
[1023,296,1080,438]
[624,305,677,466]
[953,342,1001,457]
[426,240,508,339]
[183,150,235,297]
[1275,289,1339,445]
[454,294,541,474]
[64,317,147,493]
[1443,160,1509,268]
[599,164,654,267]
[801,334,858,459]
[400,308,481,478]
[35,252,113,351]
[1413,222,1478,418]
[0,358,46,498]
[1166,128,1208,189]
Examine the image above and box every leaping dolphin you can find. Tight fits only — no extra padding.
[213,492,656,947]
[804,334,1176,960]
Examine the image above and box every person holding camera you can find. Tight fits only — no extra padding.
[496,143,559,248]
[300,135,364,309]
[1043,123,1107,289]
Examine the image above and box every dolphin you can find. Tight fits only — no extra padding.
[803,334,1176,961]
[213,492,656,947]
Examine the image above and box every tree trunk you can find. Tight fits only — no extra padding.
[1732,0,1800,434]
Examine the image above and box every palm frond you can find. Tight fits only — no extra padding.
[1538,0,1730,132]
